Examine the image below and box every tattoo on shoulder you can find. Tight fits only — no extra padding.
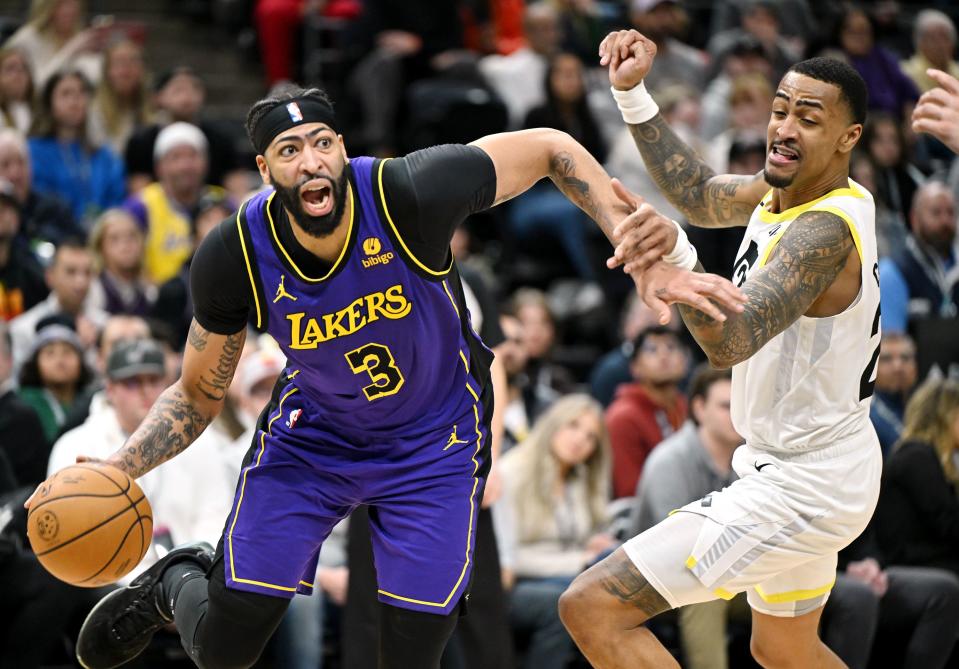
[195,331,245,402]
[598,551,671,616]
[187,321,209,351]
[679,209,855,365]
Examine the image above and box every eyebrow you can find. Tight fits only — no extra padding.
[273,126,331,147]
[774,91,825,111]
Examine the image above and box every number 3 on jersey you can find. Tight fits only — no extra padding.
[345,343,405,400]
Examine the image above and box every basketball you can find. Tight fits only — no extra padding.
[27,462,153,588]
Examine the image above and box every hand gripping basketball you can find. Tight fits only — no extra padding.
[26,462,153,587]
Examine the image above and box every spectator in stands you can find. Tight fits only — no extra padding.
[511,288,577,395]
[86,208,154,317]
[703,72,772,172]
[495,393,614,669]
[479,2,561,129]
[879,180,957,334]
[552,0,616,64]
[509,53,607,285]
[4,0,103,87]
[835,517,959,669]
[125,122,224,284]
[0,320,46,487]
[123,66,240,190]
[48,338,234,580]
[589,294,673,408]
[700,35,773,142]
[0,180,47,320]
[876,377,959,579]
[605,325,688,499]
[0,128,79,247]
[706,0,800,82]
[499,311,553,451]
[151,190,231,348]
[627,0,707,93]
[0,47,35,133]
[17,322,93,444]
[902,10,959,95]
[9,239,106,369]
[870,332,917,457]
[632,366,743,669]
[88,38,152,154]
[833,4,918,120]
[58,313,150,434]
[863,111,924,225]
[27,69,125,225]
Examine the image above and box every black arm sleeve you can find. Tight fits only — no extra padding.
[189,219,253,334]
[381,144,497,271]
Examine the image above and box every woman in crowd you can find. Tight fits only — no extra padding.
[510,52,607,284]
[0,47,35,133]
[877,378,959,578]
[862,111,925,225]
[495,393,616,669]
[4,0,103,87]
[86,208,154,317]
[17,322,94,445]
[27,68,125,226]
[88,38,152,154]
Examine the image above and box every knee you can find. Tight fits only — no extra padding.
[750,635,790,669]
[195,642,267,669]
[558,573,603,637]
[931,572,959,615]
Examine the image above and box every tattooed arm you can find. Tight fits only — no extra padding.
[656,210,858,368]
[470,128,636,245]
[103,320,246,478]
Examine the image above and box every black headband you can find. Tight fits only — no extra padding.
[251,97,338,155]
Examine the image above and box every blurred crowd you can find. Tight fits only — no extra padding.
[0,0,958,667]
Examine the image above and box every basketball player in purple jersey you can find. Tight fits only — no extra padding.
[30,87,745,669]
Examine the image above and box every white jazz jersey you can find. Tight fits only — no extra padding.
[730,179,880,454]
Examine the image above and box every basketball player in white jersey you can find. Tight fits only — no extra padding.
[559,31,881,669]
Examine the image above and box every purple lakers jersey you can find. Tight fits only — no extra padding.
[234,156,492,436]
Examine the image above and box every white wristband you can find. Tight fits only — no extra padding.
[662,220,698,270]
[611,81,659,125]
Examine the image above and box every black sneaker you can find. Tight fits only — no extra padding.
[76,542,214,669]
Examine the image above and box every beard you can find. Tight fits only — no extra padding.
[763,167,795,189]
[271,168,349,238]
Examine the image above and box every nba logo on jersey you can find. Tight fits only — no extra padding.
[286,408,302,429]
[286,102,303,123]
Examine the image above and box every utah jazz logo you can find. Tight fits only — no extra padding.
[274,275,297,303]
[732,239,759,288]
[362,237,394,268]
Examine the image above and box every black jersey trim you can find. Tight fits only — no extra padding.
[235,201,269,332]
[263,174,359,283]
[373,158,454,282]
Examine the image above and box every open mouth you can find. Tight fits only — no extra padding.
[299,179,333,216]
[768,143,800,167]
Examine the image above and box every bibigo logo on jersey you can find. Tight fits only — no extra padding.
[362,237,394,268]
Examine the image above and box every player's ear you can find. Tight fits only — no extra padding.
[255,155,271,185]
[837,123,862,154]
[338,134,347,162]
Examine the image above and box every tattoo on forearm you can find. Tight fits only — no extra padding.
[628,115,759,227]
[598,551,670,616]
[679,211,855,366]
[187,321,208,351]
[119,385,212,478]
[195,331,244,402]
[548,151,617,240]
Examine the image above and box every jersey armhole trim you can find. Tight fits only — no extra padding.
[375,158,453,278]
[235,201,265,329]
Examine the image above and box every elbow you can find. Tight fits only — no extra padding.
[705,350,736,370]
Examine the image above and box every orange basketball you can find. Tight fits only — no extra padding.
[27,462,153,587]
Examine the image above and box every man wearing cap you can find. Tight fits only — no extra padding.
[123,122,227,284]
[124,66,241,191]
[48,338,233,581]
[56,85,744,669]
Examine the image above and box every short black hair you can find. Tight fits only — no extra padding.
[631,325,682,361]
[52,237,90,265]
[787,57,868,125]
[244,86,335,151]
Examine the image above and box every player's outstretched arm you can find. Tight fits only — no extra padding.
[105,320,247,479]
[641,210,856,368]
[599,29,767,228]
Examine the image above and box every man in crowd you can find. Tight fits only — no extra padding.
[869,332,917,456]
[0,181,46,321]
